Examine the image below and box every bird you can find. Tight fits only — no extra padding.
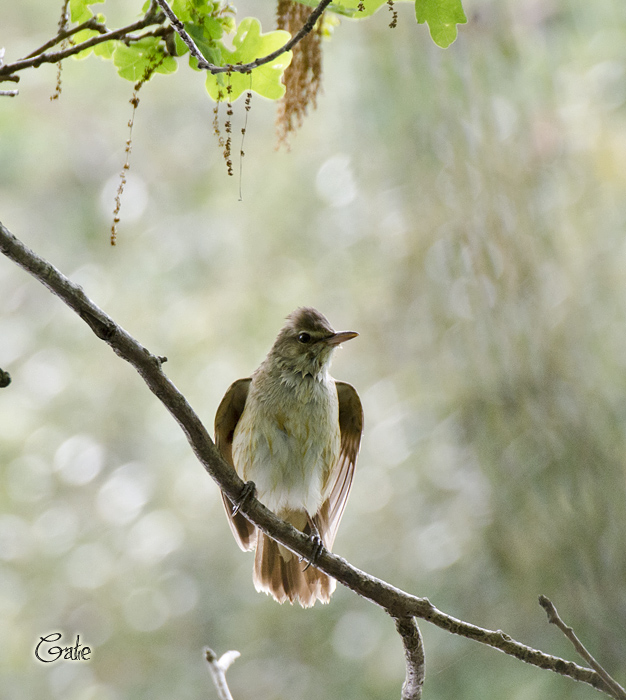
[214,307,363,607]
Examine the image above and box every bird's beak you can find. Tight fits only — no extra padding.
[325,330,359,346]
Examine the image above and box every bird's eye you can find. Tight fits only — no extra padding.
[297,332,312,344]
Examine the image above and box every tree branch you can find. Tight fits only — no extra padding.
[394,616,425,700]
[0,8,165,81]
[24,16,108,60]
[0,217,618,698]
[0,0,329,85]
[539,596,626,700]
[154,0,333,75]
[204,647,240,700]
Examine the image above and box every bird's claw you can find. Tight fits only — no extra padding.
[302,533,324,572]
[232,480,256,516]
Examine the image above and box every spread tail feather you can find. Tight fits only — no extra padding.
[253,532,336,608]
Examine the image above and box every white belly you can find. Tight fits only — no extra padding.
[232,374,340,517]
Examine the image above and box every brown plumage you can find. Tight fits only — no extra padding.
[215,308,363,607]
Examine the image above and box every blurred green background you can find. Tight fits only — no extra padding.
[1,0,626,698]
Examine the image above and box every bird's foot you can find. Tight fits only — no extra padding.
[232,480,256,516]
[302,518,325,571]
[302,534,325,572]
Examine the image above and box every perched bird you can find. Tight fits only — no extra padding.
[215,307,363,607]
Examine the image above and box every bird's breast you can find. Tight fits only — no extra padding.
[231,374,340,516]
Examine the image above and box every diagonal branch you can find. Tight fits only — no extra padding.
[0,8,165,81]
[539,596,626,700]
[154,0,333,75]
[24,16,109,59]
[0,217,618,699]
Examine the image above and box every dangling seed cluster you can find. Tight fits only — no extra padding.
[223,78,234,176]
[238,74,253,200]
[50,0,70,100]
[387,0,398,29]
[110,55,164,245]
[276,0,324,148]
[213,89,225,149]
[111,84,140,246]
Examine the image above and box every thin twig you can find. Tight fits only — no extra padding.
[1,0,327,83]
[394,617,425,700]
[539,596,626,700]
[204,647,240,700]
[24,16,108,59]
[0,10,164,79]
[0,218,619,699]
[154,0,332,75]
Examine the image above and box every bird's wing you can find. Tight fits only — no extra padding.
[314,380,363,550]
[214,377,256,551]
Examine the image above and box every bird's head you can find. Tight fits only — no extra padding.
[268,307,358,379]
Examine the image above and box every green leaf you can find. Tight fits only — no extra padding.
[184,21,223,67]
[167,2,234,62]
[295,0,392,18]
[415,0,467,48]
[328,0,390,18]
[167,0,230,24]
[174,33,190,57]
[202,16,225,40]
[72,19,115,60]
[171,0,193,23]
[93,41,115,59]
[205,18,292,102]
[69,0,104,23]
[113,38,177,81]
